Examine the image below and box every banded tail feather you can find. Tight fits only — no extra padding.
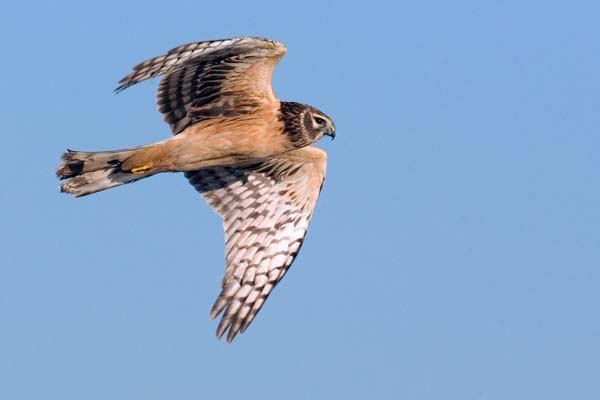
[56,148,153,197]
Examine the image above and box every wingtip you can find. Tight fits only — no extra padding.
[216,318,230,341]
[226,330,238,343]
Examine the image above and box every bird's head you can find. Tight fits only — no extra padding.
[280,102,336,147]
[303,105,336,141]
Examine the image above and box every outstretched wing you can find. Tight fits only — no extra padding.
[116,37,287,134]
[185,146,327,342]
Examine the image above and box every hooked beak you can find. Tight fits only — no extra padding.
[325,123,336,140]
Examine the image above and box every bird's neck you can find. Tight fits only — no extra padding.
[279,101,311,148]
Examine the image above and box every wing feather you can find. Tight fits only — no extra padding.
[115,37,287,134]
[185,146,327,342]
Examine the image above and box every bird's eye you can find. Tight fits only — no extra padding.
[314,116,325,125]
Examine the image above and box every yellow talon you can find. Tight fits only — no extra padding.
[130,164,152,174]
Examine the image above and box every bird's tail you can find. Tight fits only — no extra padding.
[56,147,154,197]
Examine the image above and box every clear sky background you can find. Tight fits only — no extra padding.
[1,1,599,399]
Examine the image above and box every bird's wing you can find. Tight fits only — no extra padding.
[185,146,327,342]
[116,37,287,134]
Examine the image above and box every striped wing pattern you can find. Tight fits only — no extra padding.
[115,37,286,134]
[185,147,327,342]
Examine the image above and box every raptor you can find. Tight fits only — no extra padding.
[56,37,335,342]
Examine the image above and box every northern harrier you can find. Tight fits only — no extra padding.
[56,37,335,342]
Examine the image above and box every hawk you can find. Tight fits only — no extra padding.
[56,37,335,342]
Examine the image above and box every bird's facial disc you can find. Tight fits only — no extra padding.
[304,109,336,141]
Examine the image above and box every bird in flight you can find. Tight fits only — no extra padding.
[56,37,335,342]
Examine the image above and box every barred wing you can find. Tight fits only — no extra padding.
[185,146,327,342]
[116,37,287,134]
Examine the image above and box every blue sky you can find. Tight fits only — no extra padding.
[1,1,599,399]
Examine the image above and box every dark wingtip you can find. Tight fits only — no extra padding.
[114,78,130,93]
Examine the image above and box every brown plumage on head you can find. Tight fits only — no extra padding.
[280,101,336,147]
